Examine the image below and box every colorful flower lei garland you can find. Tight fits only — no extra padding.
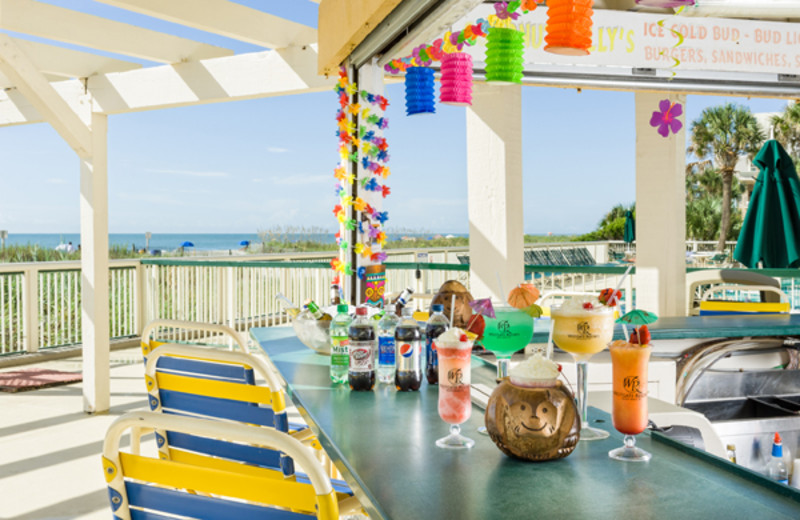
[384,1,543,74]
[332,67,390,278]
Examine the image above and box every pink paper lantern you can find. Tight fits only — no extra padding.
[440,52,473,107]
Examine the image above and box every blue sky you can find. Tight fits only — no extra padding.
[0,1,790,235]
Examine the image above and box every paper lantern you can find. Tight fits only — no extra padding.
[545,0,594,56]
[440,52,473,106]
[404,66,435,116]
[485,27,524,84]
[634,0,694,6]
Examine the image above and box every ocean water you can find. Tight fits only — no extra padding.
[3,232,466,252]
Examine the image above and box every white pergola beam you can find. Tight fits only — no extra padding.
[0,34,91,157]
[95,0,317,49]
[0,0,232,63]
[0,45,334,126]
[13,38,141,79]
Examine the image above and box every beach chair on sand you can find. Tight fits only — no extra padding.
[103,411,362,520]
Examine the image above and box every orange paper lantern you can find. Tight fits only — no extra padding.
[545,0,594,56]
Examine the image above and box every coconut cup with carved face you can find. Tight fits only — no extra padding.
[485,379,580,461]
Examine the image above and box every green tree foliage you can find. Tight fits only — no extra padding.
[576,203,635,241]
[688,103,764,250]
[771,102,800,163]
[685,166,743,241]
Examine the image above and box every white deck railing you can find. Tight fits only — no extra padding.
[2,241,796,357]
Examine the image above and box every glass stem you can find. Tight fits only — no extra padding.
[450,424,461,437]
[577,360,589,429]
[497,358,511,381]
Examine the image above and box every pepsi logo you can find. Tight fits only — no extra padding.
[399,343,414,358]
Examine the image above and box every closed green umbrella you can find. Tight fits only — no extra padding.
[734,140,800,268]
[623,210,635,245]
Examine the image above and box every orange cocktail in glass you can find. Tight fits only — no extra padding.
[608,340,652,462]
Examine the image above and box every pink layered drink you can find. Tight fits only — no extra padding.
[437,328,473,425]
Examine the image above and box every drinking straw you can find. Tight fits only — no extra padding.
[622,324,630,342]
[545,318,555,360]
[450,293,456,328]
[495,272,506,304]
[609,265,634,306]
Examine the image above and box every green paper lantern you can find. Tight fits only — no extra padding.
[485,28,525,84]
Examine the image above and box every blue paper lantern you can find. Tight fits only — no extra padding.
[404,67,435,116]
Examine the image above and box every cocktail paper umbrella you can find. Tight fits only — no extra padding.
[440,52,473,106]
[468,298,495,319]
[485,27,524,84]
[404,66,436,116]
[617,309,658,343]
[617,309,658,325]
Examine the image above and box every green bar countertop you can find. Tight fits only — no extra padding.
[251,327,800,520]
[532,314,800,344]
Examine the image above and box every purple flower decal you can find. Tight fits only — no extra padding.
[650,99,683,138]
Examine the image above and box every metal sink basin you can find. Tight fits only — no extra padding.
[685,397,800,422]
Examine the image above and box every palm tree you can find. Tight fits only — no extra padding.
[685,165,744,241]
[688,103,764,251]
[771,101,800,162]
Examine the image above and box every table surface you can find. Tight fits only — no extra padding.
[251,327,800,520]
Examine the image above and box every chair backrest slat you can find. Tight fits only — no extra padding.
[125,481,313,520]
[120,452,319,511]
[156,356,256,383]
[159,391,276,426]
[166,430,282,468]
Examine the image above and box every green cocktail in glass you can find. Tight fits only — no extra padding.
[482,305,534,380]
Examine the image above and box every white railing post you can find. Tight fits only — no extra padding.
[23,266,39,353]
[134,261,146,336]
[226,266,235,330]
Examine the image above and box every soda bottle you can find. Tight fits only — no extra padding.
[307,300,332,321]
[766,432,789,485]
[395,307,423,392]
[377,304,400,384]
[330,282,341,305]
[394,287,414,316]
[330,304,351,385]
[425,304,449,385]
[348,307,376,391]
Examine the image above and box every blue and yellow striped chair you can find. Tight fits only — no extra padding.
[103,411,360,520]
[144,343,318,463]
[140,319,250,360]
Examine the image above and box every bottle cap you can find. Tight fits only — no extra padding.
[402,306,414,317]
[432,304,444,313]
[772,432,783,458]
[355,307,368,316]
[337,304,349,313]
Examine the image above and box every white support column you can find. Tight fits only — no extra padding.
[466,83,524,301]
[634,92,686,317]
[80,109,110,413]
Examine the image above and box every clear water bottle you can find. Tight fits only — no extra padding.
[425,304,450,385]
[377,304,400,384]
[766,432,789,485]
[330,304,351,385]
[348,307,376,391]
[395,306,423,392]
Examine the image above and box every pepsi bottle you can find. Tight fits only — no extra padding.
[395,307,423,392]
[425,304,449,385]
[348,306,376,391]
